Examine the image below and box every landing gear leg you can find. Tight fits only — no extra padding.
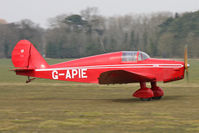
[133,82,154,101]
[151,82,164,100]
[26,76,36,83]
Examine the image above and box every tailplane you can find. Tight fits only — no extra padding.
[12,40,48,69]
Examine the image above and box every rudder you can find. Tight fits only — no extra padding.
[12,40,48,69]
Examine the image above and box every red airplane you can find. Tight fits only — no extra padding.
[11,40,189,101]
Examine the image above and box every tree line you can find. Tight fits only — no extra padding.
[0,8,198,58]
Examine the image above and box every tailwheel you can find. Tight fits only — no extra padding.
[140,98,152,101]
[152,96,162,100]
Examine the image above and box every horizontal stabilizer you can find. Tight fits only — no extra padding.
[11,68,34,72]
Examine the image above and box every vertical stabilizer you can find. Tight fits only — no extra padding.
[12,40,48,69]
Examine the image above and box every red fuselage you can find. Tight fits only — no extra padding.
[16,51,185,84]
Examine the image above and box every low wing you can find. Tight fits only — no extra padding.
[98,70,155,84]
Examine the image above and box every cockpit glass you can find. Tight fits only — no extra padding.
[122,51,137,62]
[122,51,150,62]
[138,51,150,61]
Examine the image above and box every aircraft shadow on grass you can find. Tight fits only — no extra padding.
[112,95,185,103]
[27,95,185,103]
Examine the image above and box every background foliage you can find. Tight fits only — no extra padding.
[0,8,198,58]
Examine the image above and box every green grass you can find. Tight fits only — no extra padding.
[0,58,199,133]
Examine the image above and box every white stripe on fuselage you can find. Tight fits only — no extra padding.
[35,64,184,72]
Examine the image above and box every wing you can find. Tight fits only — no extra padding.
[98,70,155,84]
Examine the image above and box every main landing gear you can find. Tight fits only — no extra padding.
[133,82,164,101]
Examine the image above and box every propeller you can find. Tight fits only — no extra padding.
[184,45,189,81]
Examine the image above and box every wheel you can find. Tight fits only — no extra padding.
[152,96,162,100]
[140,98,152,101]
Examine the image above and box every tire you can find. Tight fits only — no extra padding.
[140,98,152,101]
[152,96,162,100]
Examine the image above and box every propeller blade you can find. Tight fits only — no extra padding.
[184,45,189,82]
[186,71,189,82]
[184,45,188,72]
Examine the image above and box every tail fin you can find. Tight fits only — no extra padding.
[12,40,48,69]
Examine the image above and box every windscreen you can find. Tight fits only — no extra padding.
[138,51,150,61]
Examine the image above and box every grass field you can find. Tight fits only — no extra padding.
[0,58,199,133]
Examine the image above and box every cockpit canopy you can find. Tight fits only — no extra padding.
[122,51,150,62]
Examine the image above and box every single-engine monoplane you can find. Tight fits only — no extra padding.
[11,40,189,101]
